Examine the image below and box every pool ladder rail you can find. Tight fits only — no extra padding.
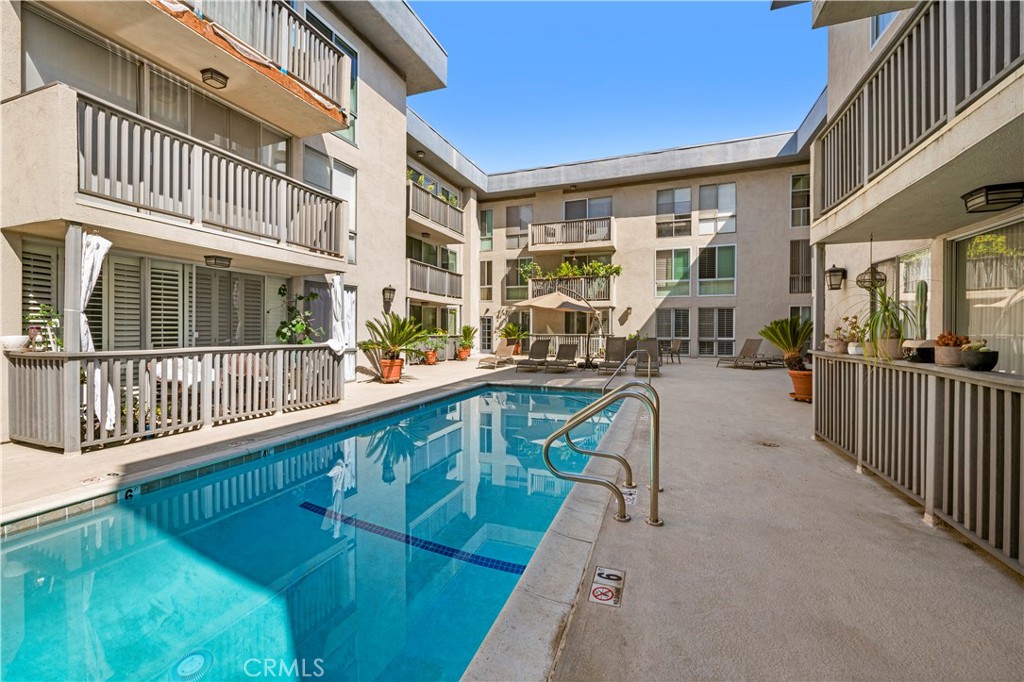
[542,380,663,526]
[601,349,655,394]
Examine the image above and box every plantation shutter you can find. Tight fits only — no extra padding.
[717,309,734,338]
[84,265,104,350]
[110,256,143,349]
[194,268,231,346]
[241,275,264,345]
[150,261,184,348]
[674,309,689,338]
[655,251,671,281]
[21,243,58,326]
[698,308,715,338]
[698,249,717,279]
[655,309,672,337]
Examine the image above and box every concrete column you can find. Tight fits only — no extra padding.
[812,242,827,350]
[922,374,945,526]
[63,223,83,455]
[0,233,22,442]
[463,187,481,351]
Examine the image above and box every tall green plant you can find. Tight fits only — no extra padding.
[459,325,478,350]
[275,284,324,345]
[865,289,916,344]
[498,322,526,341]
[759,317,813,371]
[360,313,429,360]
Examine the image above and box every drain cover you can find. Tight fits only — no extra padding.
[170,651,212,682]
[757,441,781,448]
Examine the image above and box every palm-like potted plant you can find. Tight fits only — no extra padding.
[457,325,477,360]
[359,313,429,383]
[498,322,526,354]
[759,316,814,402]
[421,334,446,365]
[864,289,915,360]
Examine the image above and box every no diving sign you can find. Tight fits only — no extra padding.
[588,566,625,607]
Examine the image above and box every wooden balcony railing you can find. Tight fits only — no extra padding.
[408,182,464,236]
[77,94,345,256]
[531,217,613,246]
[820,0,1023,213]
[6,344,343,454]
[527,334,604,358]
[813,353,1023,573]
[529,276,611,301]
[191,0,352,111]
[408,259,463,299]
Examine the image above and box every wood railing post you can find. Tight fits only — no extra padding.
[191,144,203,225]
[923,373,945,526]
[201,352,213,428]
[277,181,289,244]
[854,361,868,473]
[274,349,285,413]
[62,224,83,456]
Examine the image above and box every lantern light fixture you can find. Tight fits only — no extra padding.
[825,264,847,290]
[382,284,396,313]
[200,68,228,90]
[203,255,232,269]
[961,183,1024,213]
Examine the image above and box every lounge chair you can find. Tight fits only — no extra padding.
[545,343,578,373]
[597,337,626,375]
[477,339,515,369]
[634,339,662,377]
[664,339,684,363]
[515,339,551,372]
[716,338,770,369]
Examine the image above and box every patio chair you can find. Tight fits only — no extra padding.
[545,343,578,373]
[717,338,770,369]
[664,339,684,363]
[597,337,627,375]
[477,340,515,369]
[515,339,551,372]
[635,339,662,377]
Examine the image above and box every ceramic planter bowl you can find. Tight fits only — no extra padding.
[847,342,864,356]
[962,350,998,372]
[824,338,847,354]
[1,335,30,350]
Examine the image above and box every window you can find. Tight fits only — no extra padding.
[656,308,690,355]
[194,269,264,345]
[440,247,458,273]
[303,147,331,192]
[479,412,493,454]
[870,12,897,46]
[306,10,359,144]
[564,311,609,335]
[480,317,493,353]
[791,174,810,227]
[149,261,187,348]
[506,257,532,300]
[406,237,440,267]
[333,161,357,263]
[698,308,735,357]
[790,306,812,323]
[790,240,812,294]
[480,261,493,301]
[656,188,692,237]
[698,183,736,235]
[697,246,736,296]
[480,209,493,251]
[508,311,531,349]
[506,205,532,249]
[655,249,690,297]
[564,196,612,220]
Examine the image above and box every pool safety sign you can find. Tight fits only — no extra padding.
[621,488,637,506]
[588,566,625,607]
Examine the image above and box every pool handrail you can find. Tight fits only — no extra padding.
[602,349,654,393]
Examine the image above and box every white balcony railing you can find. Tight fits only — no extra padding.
[408,260,463,299]
[820,1,1023,212]
[531,217,612,247]
[77,94,345,256]
[529,276,611,301]
[527,334,604,358]
[191,0,352,111]
[408,182,464,236]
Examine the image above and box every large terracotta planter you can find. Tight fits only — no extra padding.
[513,342,522,355]
[934,346,963,367]
[457,347,471,361]
[866,338,902,360]
[379,358,404,383]
[788,369,812,403]
[423,351,437,366]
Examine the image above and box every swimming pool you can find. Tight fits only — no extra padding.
[0,387,615,681]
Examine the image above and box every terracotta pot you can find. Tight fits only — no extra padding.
[962,349,998,372]
[379,358,404,383]
[824,338,847,354]
[513,342,522,355]
[934,346,963,367]
[457,347,471,361]
[788,369,813,403]
[424,351,437,366]
[866,338,902,360]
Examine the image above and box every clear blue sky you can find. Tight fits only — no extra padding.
[407,1,825,173]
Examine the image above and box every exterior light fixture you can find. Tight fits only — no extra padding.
[415,150,426,159]
[961,183,1024,213]
[421,232,430,239]
[203,255,231,269]
[201,68,228,90]
[855,234,886,291]
[825,264,847,290]
[568,184,577,190]
[382,284,396,313]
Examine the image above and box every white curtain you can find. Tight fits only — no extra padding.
[343,286,357,381]
[81,234,116,431]
[326,274,345,354]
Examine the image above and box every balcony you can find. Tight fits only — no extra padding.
[818,1,1024,234]
[529,217,615,253]
[50,0,350,137]
[2,85,345,258]
[529,276,612,303]
[407,182,465,244]
[6,344,344,454]
[408,259,463,301]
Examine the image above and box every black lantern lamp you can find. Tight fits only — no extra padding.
[201,68,228,90]
[382,284,396,313]
[961,183,1024,213]
[825,265,847,291]
[855,234,887,291]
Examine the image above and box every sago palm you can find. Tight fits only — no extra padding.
[759,317,813,371]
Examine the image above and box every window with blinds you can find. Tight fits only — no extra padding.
[698,245,736,296]
[109,257,142,349]
[655,249,690,297]
[655,308,690,355]
[505,257,531,300]
[698,307,734,356]
[21,244,58,328]
[698,183,737,235]
[194,268,265,346]
[84,267,104,350]
[480,261,493,301]
[150,262,186,348]
[789,239,812,293]
[791,174,810,227]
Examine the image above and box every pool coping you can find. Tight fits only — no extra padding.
[461,399,642,682]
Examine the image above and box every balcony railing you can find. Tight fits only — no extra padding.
[820,0,1023,212]
[408,182,464,236]
[78,94,345,256]
[531,217,612,246]
[529,276,611,301]
[813,353,1023,573]
[527,334,604,358]
[6,344,344,454]
[191,0,352,111]
[408,260,463,299]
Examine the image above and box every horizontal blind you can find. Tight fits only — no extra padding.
[111,257,143,349]
[21,243,58,326]
[150,262,184,348]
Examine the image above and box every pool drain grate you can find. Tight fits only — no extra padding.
[169,650,212,682]
[757,441,781,448]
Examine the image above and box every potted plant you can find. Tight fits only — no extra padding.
[359,313,429,383]
[421,335,446,365]
[498,322,526,354]
[961,339,999,372]
[823,315,862,354]
[457,325,477,361]
[935,330,969,367]
[864,289,914,360]
[275,284,324,345]
[759,317,814,402]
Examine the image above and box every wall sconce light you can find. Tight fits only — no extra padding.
[421,232,430,239]
[824,264,847,290]
[961,183,1024,213]
[203,255,232,269]
[625,306,632,314]
[382,284,396,313]
[200,68,228,90]
[415,150,426,159]
[568,184,577,191]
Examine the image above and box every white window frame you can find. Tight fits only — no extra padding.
[655,248,691,298]
[505,257,532,300]
[790,173,810,227]
[697,245,737,297]
[789,239,812,294]
[563,196,613,220]
[870,12,897,47]
[480,260,493,301]
[655,308,691,356]
[698,183,737,235]
[697,307,735,357]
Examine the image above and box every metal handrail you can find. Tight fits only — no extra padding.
[602,349,654,393]
[542,384,663,525]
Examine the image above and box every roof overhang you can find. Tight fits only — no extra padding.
[811,0,917,29]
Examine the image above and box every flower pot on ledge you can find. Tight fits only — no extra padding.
[423,351,437,366]
[934,346,963,367]
[379,358,403,383]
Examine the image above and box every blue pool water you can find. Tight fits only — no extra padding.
[0,387,614,681]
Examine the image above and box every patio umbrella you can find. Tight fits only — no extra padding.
[80,233,116,431]
[512,291,600,365]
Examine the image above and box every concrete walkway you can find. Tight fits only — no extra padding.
[551,361,1023,681]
